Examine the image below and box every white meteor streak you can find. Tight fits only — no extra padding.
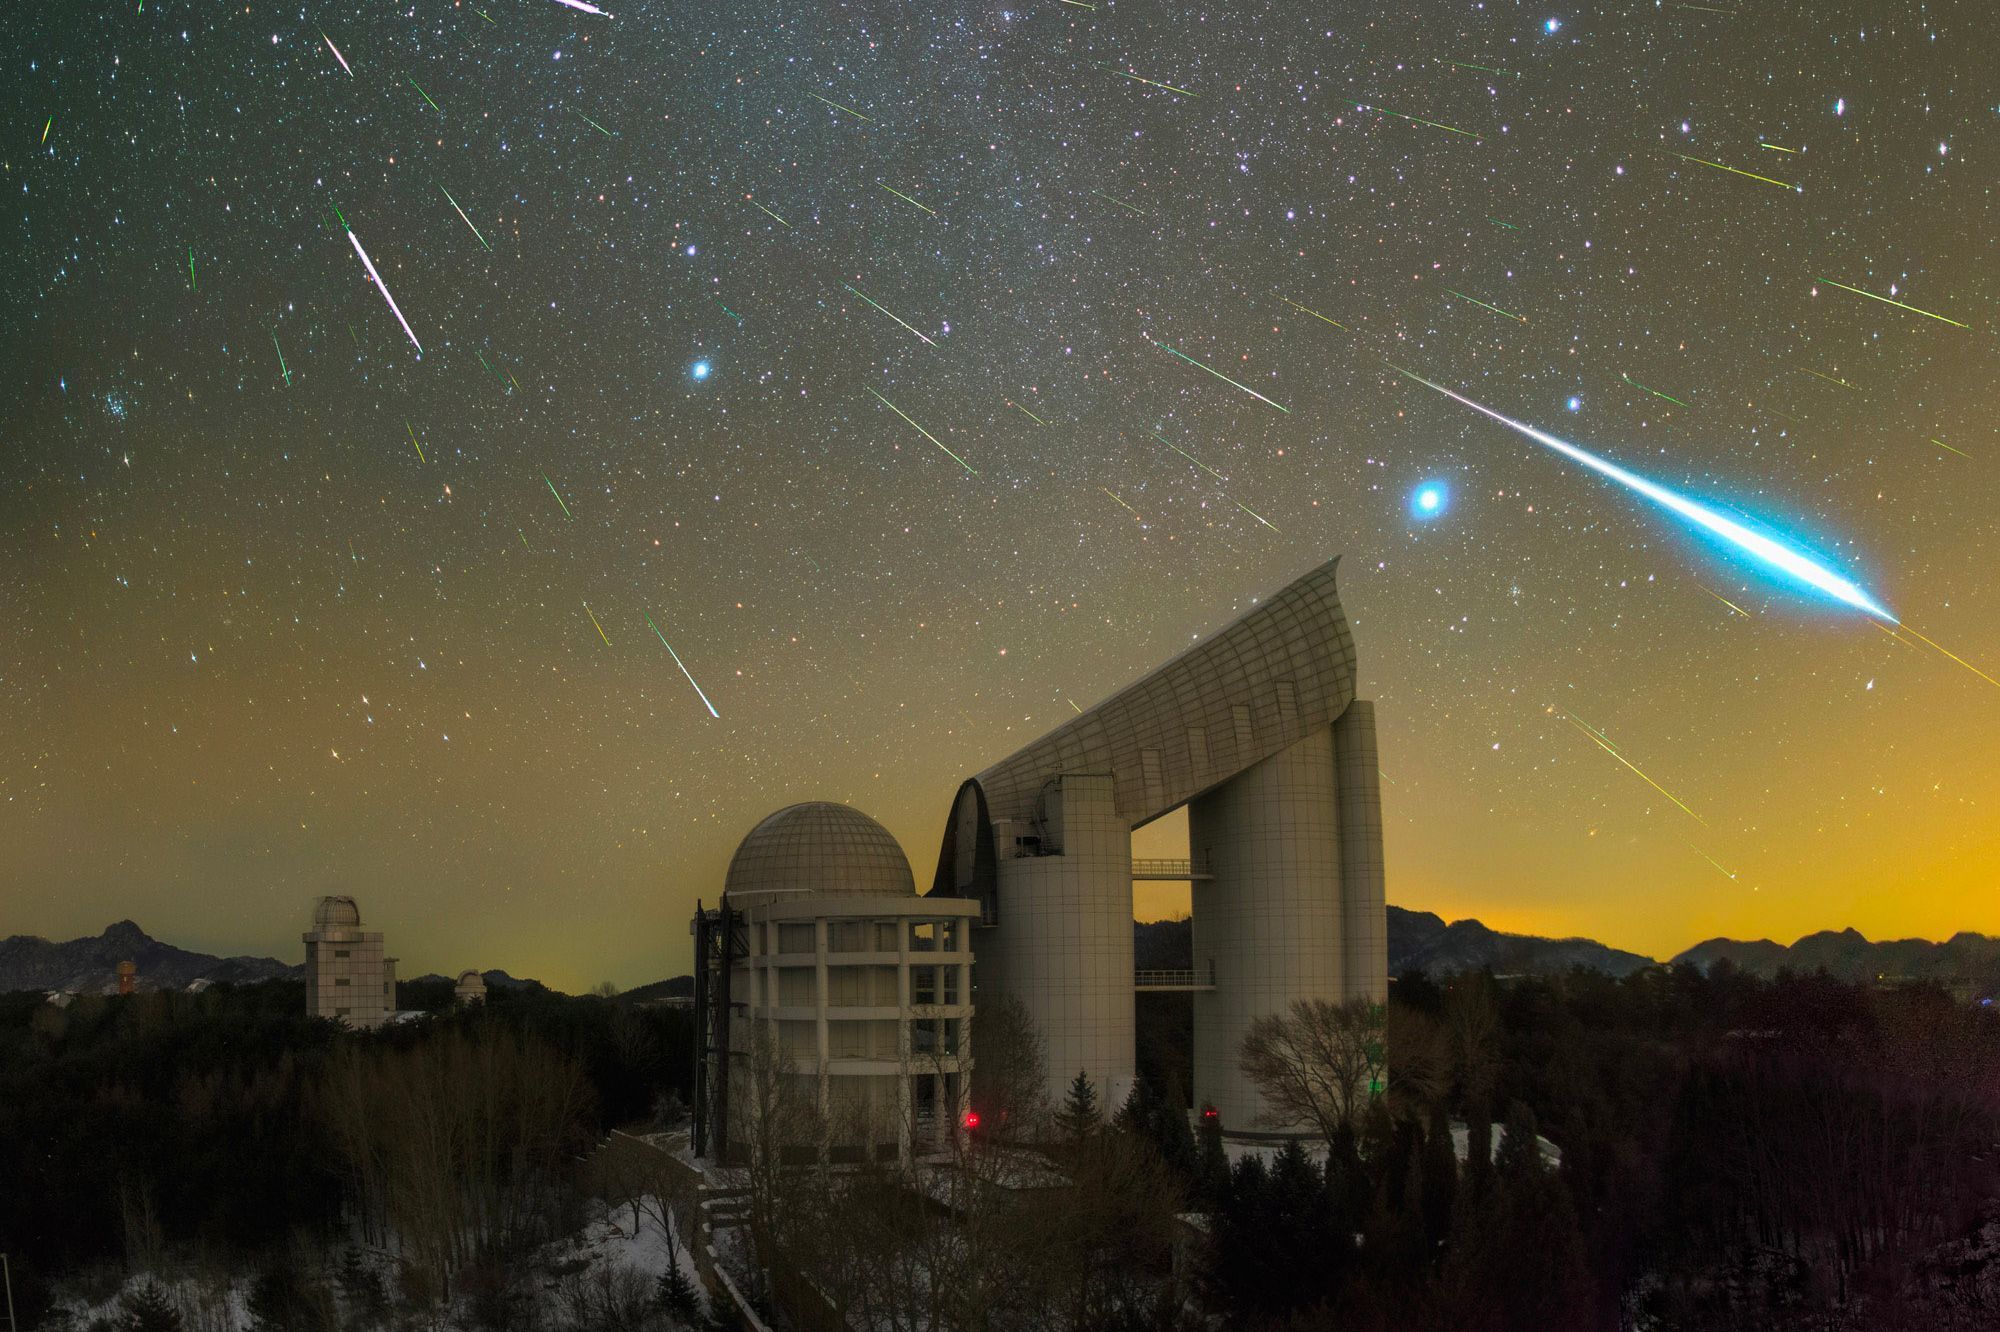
[549,0,612,14]
[346,226,423,355]
[646,612,720,718]
[321,31,353,77]
[1394,366,1895,622]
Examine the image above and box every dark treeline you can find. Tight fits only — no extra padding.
[0,979,695,1325]
[1124,961,2000,1330]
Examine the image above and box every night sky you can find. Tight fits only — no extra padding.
[5,1,1996,991]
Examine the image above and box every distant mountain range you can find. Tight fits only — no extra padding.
[9,914,2000,999]
[0,920,298,995]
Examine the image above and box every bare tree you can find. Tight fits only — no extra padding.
[968,992,1047,1141]
[1238,997,1386,1143]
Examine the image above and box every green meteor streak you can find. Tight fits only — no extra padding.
[42,116,52,144]
[1621,373,1689,407]
[187,246,197,291]
[715,300,741,321]
[1090,190,1146,216]
[1668,150,1794,190]
[578,110,615,137]
[877,183,936,215]
[806,91,874,123]
[644,611,720,718]
[841,284,937,346]
[867,388,977,475]
[408,77,441,113]
[1814,277,1968,329]
[1486,216,1519,230]
[1154,431,1226,481]
[542,471,573,520]
[1233,499,1282,534]
[1277,295,1346,330]
[1102,66,1197,97]
[1155,342,1290,413]
[1006,400,1048,426]
[748,198,791,227]
[272,330,291,387]
[439,183,490,250]
[1444,288,1527,323]
[405,421,425,463]
[1444,59,1518,79]
[1340,98,1480,138]
[1931,437,1972,459]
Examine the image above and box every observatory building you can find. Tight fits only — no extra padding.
[303,895,398,1029]
[692,803,980,1164]
[933,556,1386,1136]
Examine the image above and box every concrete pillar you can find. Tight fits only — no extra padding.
[1189,726,1343,1133]
[975,774,1134,1113]
[1335,702,1388,1004]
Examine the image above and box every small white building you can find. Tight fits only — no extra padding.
[303,896,396,1029]
[693,802,979,1166]
[454,969,488,1005]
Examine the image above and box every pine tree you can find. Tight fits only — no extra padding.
[120,1281,183,1332]
[657,1263,703,1323]
[1055,1069,1101,1139]
[1194,1103,1230,1208]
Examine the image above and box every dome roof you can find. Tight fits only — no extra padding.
[456,970,485,987]
[313,895,362,929]
[724,803,915,902]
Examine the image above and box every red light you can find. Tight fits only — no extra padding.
[964,1111,981,1129]
[1201,1107,1218,1120]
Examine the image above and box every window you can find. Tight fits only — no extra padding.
[335,977,351,987]
[941,1018,962,1055]
[912,966,937,1006]
[942,966,960,1006]
[334,949,350,959]
[910,1019,938,1055]
[909,921,936,952]
[777,968,815,1007]
[874,921,900,952]
[336,1007,350,1017]
[828,920,866,953]
[777,923,815,954]
[940,919,959,953]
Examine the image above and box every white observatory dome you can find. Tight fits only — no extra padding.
[723,802,915,902]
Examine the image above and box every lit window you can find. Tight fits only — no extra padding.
[910,921,936,952]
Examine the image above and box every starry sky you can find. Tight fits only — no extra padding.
[4,0,1997,992]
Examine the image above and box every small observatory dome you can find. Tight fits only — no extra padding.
[724,802,916,902]
[313,895,362,929]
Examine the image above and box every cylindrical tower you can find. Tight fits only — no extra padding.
[1335,701,1388,1004]
[1189,726,1344,1132]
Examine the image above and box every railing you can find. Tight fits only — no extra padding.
[1134,968,1215,990]
[1131,857,1215,880]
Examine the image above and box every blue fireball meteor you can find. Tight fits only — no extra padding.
[1394,366,1896,622]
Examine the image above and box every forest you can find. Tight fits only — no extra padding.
[1,961,1994,1330]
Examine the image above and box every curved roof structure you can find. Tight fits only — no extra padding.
[456,969,485,987]
[725,802,917,903]
[935,556,1358,894]
[312,895,362,929]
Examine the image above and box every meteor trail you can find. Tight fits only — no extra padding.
[405,421,425,462]
[747,198,790,227]
[342,218,424,354]
[1155,341,1290,413]
[1277,295,1347,330]
[1931,437,1971,459]
[542,471,572,519]
[439,183,490,250]
[42,116,51,144]
[1621,372,1689,407]
[1339,98,1479,138]
[877,184,936,215]
[272,330,291,386]
[1394,365,1896,621]
[1006,400,1047,426]
[1102,67,1197,97]
[1562,715,1707,825]
[1668,150,1795,190]
[867,388,977,475]
[806,91,873,123]
[1444,288,1527,323]
[1102,488,1141,518]
[578,110,615,138]
[408,77,441,113]
[1153,431,1227,481]
[320,30,353,76]
[645,611,720,717]
[1233,499,1281,533]
[1697,585,1752,617]
[1814,277,1968,328]
[188,246,196,291]
[1091,190,1146,216]
[582,601,611,647]
[550,0,612,15]
[842,284,937,346]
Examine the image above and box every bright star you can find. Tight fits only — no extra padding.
[1567,396,1582,412]
[690,360,711,381]
[1544,17,1562,32]
[1411,482,1448,519]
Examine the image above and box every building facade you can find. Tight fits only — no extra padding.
[692,802,979,1165]
[932,556,1387,1136]
[303,895,397,1029]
